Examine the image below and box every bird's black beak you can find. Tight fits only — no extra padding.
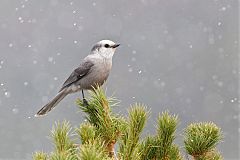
[112,44,120,48]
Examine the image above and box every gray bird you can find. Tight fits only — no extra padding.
[35,40,120,117]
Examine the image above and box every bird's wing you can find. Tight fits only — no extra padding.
[59,60,94,92]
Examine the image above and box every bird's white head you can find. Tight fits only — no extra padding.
[91,40,120,59]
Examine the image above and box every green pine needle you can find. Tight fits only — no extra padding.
[33,87,224,160]
[184,122,223,157]
[156,111,179,159]
[33,151,48,160]
[78,141,111,160]
[168,145,183,160]
[76,86,124,157]
[193,149,223,160]
[119,104,149,159]
[76,123,96,144]
[138,135,159,159]
[50,152,78,160]
[51,121,75,154]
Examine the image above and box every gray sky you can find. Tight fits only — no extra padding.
[0,0,239,159]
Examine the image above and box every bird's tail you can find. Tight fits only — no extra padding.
[35,90,68,117]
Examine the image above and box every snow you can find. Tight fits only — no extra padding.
[12,108,19,114]
[131,57,136,62]
[33,60,37,64]
[4,91,11,98]
[48,57,54,62]
[217,22,222,26]
[8,43,13,48]
[128,68,133,72]
[220,7,227,11]
[217,81,223,87]
[132,50,137,54]
[160,82,166,87]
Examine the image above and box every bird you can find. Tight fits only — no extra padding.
[35,40,120,117]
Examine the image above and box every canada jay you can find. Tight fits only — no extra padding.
[35,40,120,117]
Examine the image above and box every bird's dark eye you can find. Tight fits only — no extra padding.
[104,44,110,48]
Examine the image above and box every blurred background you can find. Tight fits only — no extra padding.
[0,0,238,159]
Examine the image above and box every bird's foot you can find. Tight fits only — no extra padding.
[83,98,89,106]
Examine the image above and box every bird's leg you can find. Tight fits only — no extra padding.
[82,90,89,106]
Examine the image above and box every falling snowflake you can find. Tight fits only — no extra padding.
[4,91,11,98]
[12,108,19,114]
[220,6,226,11]
[48,57,54,62]
[8,43,13,48]
[33,60,37,64]
[128,68,133,72]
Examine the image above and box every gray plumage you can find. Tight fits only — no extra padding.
[35,40,120,117]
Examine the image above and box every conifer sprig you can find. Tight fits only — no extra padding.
[78,141,111,160]
[76,123,96,144]
[156,111,179,159]
[33,152,48,160]
[33,87,224,160]
[184,122,223,159]
[119,104,149,159]
[76,86,124,157]
[138,111,182,160]
[50,121,75,153]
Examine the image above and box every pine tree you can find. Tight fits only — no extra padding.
[33,87,223,160]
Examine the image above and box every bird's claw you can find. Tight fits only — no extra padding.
[83,98,89,106]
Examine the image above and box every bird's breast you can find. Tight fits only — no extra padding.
[80,59,112,90]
